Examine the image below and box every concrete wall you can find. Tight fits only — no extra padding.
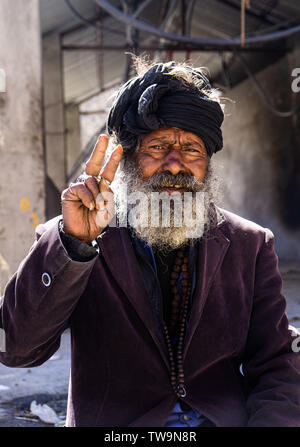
[43,33,66,193]
[214,47,300,262]
[0,0,45,293]
[65,103,81,178]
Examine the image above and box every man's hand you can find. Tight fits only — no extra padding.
[61,135,123,244]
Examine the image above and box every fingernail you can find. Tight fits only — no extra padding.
[114,145,123,155]
[89,203,95,211]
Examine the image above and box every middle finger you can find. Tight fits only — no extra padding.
[99,144,123,184]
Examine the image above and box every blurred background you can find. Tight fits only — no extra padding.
[0,0,299,426]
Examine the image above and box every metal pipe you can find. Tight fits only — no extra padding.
[61,44,286,53]
[92,0,300,48]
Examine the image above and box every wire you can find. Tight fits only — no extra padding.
[93,0,300,48]
[132,0,153,19]
[220,52,232,89]
[64,0,152,34]
[64,0,124,36]
[64,0,103,29]
[236,53,300,117]
[185,0,196,37]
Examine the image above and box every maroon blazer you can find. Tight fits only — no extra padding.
[0,207,300,427]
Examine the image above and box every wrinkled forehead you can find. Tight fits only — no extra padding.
[140,127,206,148]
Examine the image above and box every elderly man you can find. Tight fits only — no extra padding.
[0,60,300,427]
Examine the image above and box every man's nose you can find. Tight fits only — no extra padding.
[161,148,186,175]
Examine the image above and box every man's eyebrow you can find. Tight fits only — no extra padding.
[143,137,205,147]
[183,140,205,147]
[144,136,173,144]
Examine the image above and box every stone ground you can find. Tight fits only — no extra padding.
[0,263,299,427]
[0,330,70,427]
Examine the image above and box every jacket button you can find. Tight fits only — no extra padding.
[42,272,51,287]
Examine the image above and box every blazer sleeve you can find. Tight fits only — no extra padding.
[242,228,300,427]
[0,216,98,368]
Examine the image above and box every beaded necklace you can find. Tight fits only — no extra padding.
[162,245,191,399]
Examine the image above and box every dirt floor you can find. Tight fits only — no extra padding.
[0,263,299,427]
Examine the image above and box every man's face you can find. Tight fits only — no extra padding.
[114,127,217,251]
[135,127,208,187]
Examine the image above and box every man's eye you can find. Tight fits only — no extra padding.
[183,148,207,158]
[183,148,199,153]
[149,145,163,150]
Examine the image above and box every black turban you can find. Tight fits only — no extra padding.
[107,61,224,157]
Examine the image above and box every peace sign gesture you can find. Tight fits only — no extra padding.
[61,135,123,243]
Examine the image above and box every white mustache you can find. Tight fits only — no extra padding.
[146,172,203,192]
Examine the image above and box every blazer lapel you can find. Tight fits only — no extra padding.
[97,227,169,369]
[184,221,230,360]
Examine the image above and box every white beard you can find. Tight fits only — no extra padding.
[112,160,220,253]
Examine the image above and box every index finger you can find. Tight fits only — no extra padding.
[85,134,109,176]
